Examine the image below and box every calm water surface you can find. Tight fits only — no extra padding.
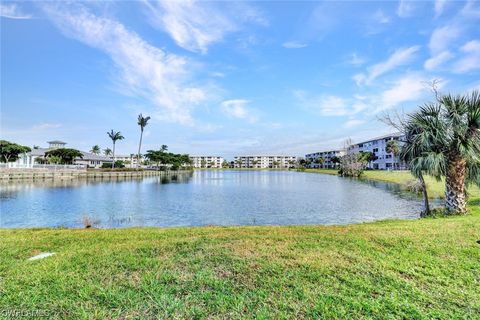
[0,170,427,228]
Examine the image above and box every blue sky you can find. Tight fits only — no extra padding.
[1,1,480,158]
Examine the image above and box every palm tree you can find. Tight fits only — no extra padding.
[104,148,112,157]
[403,90,480,214]
[137,114,151,169]
[314,157,325,168]
[90,145,101,155]
[386,140,400,169]
[235,159,243,168]
[107,130,125,169]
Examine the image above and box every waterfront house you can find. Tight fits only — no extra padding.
[15,140,111,168]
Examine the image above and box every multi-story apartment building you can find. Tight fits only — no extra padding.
[305,149,346,169]
[190,156,224,168]
[347,133,404,170]
[233,155,298,169]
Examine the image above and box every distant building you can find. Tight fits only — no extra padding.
[305,149,345,169]
[115,154,142,168]
[233,155,298,169]
[347,133,405,170]
[190,156,224,168]
[15,140,111,168]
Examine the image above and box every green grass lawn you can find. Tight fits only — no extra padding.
[1,215,479,319]
[1,170,479,319]
[303,168,480,200]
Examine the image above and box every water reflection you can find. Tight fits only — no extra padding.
[1,170,430,228]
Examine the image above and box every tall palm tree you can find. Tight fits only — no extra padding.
[403,90,480,214]
[90,145,101,155]
[137,114,151,169]
[386,140,400,169]
[107,130,125,169]
[104,148,112,157]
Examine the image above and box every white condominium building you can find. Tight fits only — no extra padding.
[190,156,224,168]
[233,155,298,169]
[305,149,345,169]
[115,155,142,168]
[347,133,405,170]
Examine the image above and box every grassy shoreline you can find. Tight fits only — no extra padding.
[1,170,479,318]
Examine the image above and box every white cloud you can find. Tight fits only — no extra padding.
[347,53,365,66]
[282,41,307,49]
[32,123,62,130]
[0,3,32,19]
[397,0,414,18]
[424,50,454,70]
[294,91,364,117]
[434,0,447,17]
[355,46,420,85]
[453,40,480,73]
[43,3,210,126]
[429,25,461,54]
[142,0,267,54]
[220,99,258,123]
[373,9,390,24]
[343,119,366,129]
[377,74,430,112]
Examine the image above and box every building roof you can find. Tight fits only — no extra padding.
[79,152,111,161]
[352,132,403,146]
[234,155,298,158]
[47,140,67,144]
[305,149,345,156]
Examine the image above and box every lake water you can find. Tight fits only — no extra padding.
[0,170,426,228]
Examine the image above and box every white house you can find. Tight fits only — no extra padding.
[233,155,298,169]
[190,156,224,168]
[16,140,111,168]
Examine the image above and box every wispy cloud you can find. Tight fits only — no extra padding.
[376,73,431,113]
[0,3,32,19]
[220,99,258,123]
[42,3,211,126]
[429,25,461,54]
[32,123,62,130]
[397,0,415,18]
[343,119,366,129]
[142,0,267,54]
[434,0,447,17]
[373,9,391,24]
[347,52,365,66]
[354,46,420,85]
[282,41,307,49]
[424,51,454,70]
[453,40,480,73]
[294,91,366,117]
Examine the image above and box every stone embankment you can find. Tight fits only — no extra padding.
[0,169,188,180]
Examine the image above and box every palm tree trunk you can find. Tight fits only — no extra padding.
[418,173,430,217]
[112,142,116,169]
[137,129,143,170]
[445,153,467,214]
